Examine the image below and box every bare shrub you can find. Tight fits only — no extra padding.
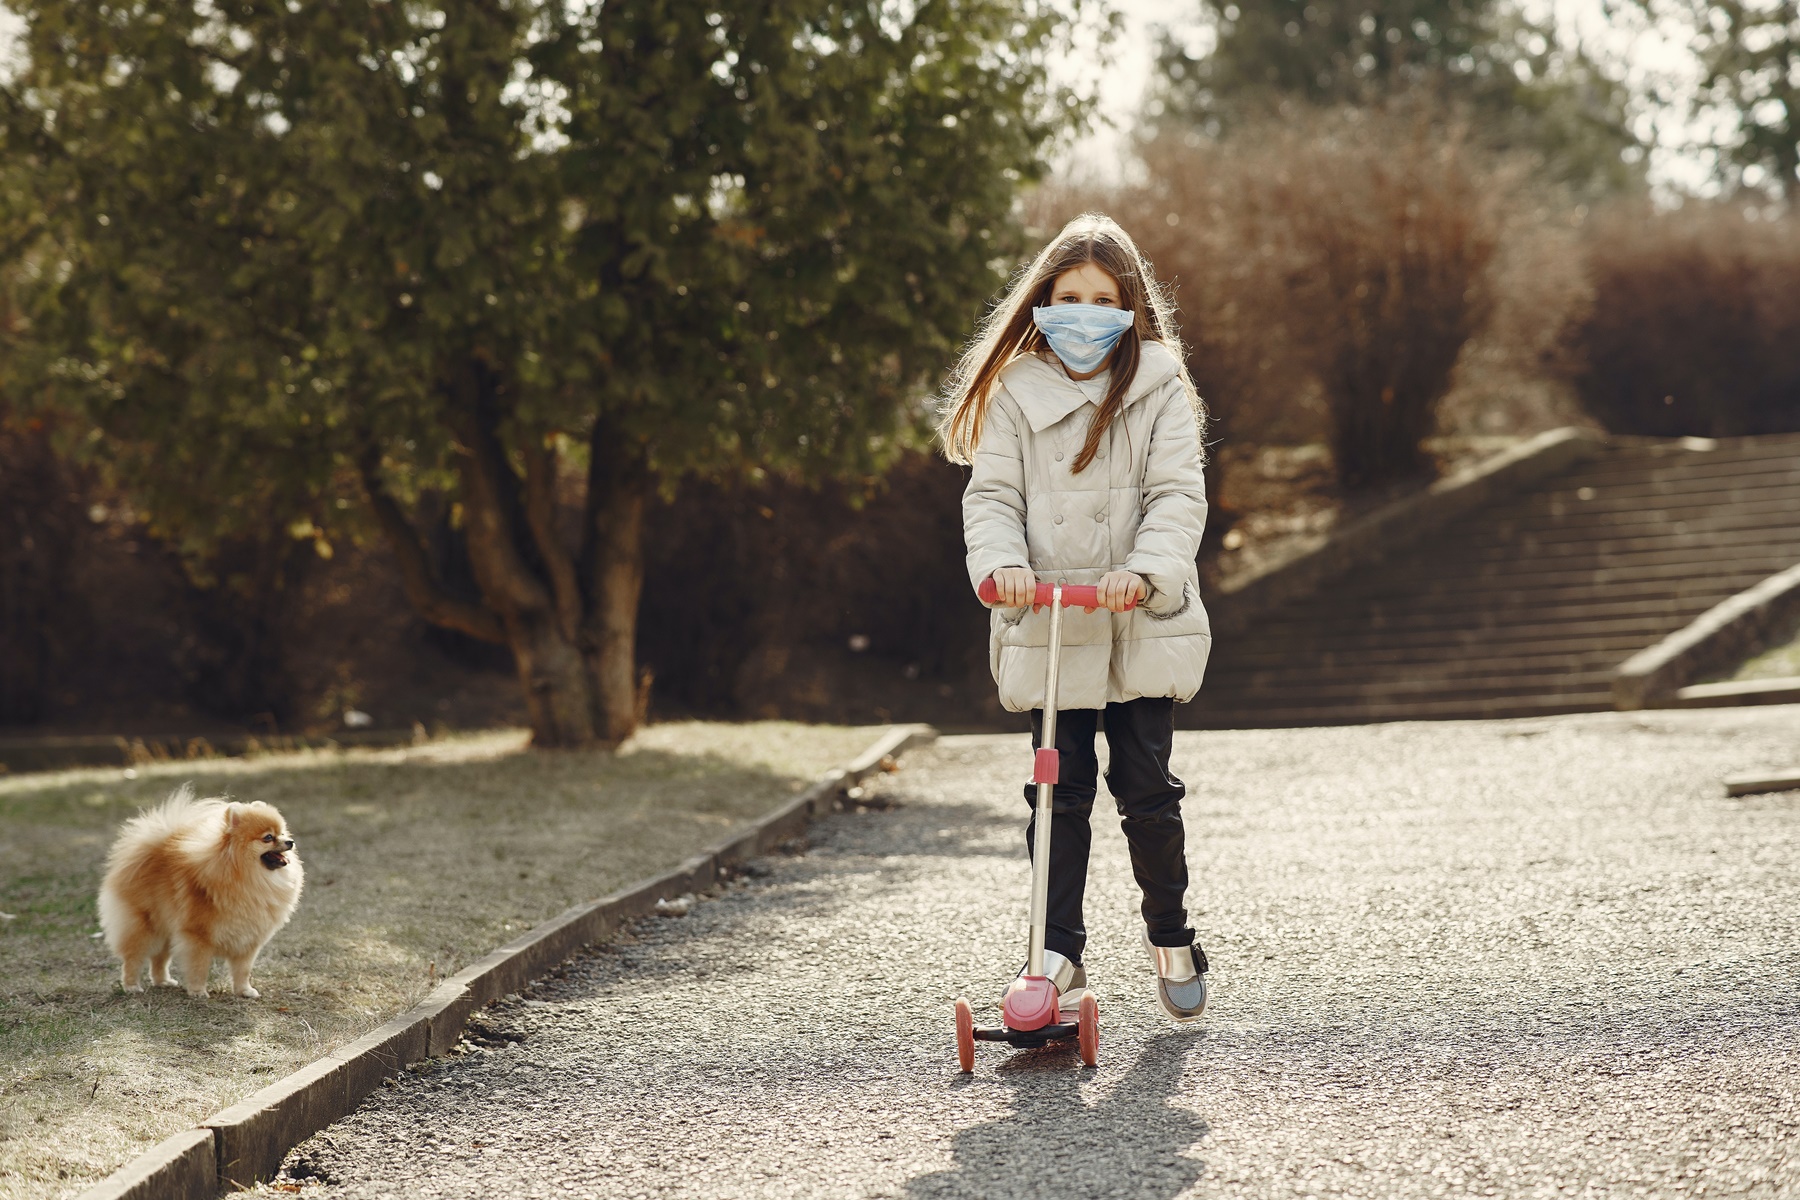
[1028,148,1321,455]
[1437,193,1593,440]
[1038,109,1510,490]
[1025,143,1318,545]
[1564,203,1800,437]
[0,408,79,722]
[1238,114,1505,487]
[638,451,999,725]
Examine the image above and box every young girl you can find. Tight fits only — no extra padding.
[940,213,1212,1022]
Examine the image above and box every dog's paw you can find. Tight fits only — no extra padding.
[153,974,177,987]
[236,985,261,999]
[121,984,144,994]
[186,987,210,999]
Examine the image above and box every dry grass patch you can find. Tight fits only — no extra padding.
[0,721,878,1199]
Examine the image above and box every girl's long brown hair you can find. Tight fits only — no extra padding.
[938,213,1203,471]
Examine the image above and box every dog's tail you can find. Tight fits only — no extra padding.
[107,783,214,859]
[134,782,200,832]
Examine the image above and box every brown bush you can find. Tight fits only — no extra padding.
[1028,149,1321,456]
[0,427,997,734]
[1564,203,1800,437]
[1240,115,1504,487]
[637,451,1006,726]
[0,405,376,732]
[1043,110,1521,490]
[0,411,80,722]
[1436,191,1593,440]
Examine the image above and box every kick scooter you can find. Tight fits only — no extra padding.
[954,578,1137,1071]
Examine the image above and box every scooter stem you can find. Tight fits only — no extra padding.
[1027,584,1065,978]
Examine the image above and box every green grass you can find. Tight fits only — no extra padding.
[0,722,880,1199]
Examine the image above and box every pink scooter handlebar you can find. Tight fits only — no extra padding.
[977,577,1139,611]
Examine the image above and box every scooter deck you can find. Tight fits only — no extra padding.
[972,1022,1080,1049]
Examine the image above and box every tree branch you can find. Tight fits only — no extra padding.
[521,438,585,644]
[447,386,554,620]
[358,455,508,645]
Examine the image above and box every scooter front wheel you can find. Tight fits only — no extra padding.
[954,998,976,1072]
[1078,993,1099,1067]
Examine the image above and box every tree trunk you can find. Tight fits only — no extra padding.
[505,608,604,749]
[443,361,603,749]
[365,367,649,750]
[583,419,649,745]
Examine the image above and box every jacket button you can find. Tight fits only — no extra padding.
[1054,515,1064,525]
[1055,452,1065,462]
[1095,512,1106,522]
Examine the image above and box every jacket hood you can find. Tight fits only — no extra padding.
[998,339,1184,434]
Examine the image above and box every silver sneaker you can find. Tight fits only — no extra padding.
[1143,930,1208,1022]
[1008,949,1091,1016]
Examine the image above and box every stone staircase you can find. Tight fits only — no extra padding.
[1186,434,1800,727]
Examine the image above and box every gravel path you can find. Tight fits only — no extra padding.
[265,708,1800,1199]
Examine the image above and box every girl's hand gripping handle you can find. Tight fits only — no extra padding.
[978,577,1139,612]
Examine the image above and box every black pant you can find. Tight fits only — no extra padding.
[1025,696,1194,964]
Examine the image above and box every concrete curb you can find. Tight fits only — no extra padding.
[66,1131,214,1200]
[1723,768,1800,797]
[1209,428,1604,637]
[1670,676,1800,709]
[70,722,938,1200]
[1612,562,1800,710]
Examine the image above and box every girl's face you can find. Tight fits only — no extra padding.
[1048,262,1122,307]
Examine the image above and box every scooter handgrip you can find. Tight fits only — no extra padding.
[977,579,1139,611]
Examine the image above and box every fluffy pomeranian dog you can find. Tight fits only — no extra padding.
[98,784,304,998]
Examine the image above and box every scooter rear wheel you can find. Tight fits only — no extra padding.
[1077,993,1099,1066]
[954,998,976,1072]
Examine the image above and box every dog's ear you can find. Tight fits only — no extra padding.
[225,804,240,831]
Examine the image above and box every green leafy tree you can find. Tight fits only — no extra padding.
[2,0,1073,747]
[1152,0,1641,192]
[1656,0,1800,197]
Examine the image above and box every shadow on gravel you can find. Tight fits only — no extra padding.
[828,799,1019,859]
[907,1031,1207,1199]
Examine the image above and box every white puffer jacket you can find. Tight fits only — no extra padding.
[962,340,1212,712]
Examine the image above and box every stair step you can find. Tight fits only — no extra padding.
[1207,435,1800,727]
[1363,555,1796,595]
[1214,636,1652,671]
[1216,633,1663,662]
[1448,521,1800,558]
[1301,614,1673,639]
[1205,657,1626,694]
[1462,496,1800,537]
[1180,694,1609,728]
[1201,678,1615,705]
[1279,566,1772,601]
[1555,442,1800,485]
[1431,525,1800,562]
[1256,586,1759,628]
[1542,456,1800,494]
[1417,497,1800,528]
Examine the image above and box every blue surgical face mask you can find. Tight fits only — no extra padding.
[1032,303,1135,375]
